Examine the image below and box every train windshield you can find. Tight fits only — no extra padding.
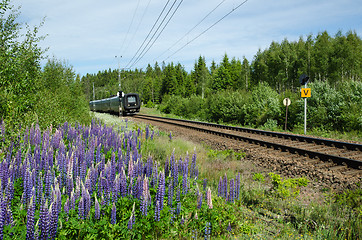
[127,96,136,103]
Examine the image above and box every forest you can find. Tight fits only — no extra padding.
[81,31,362,133]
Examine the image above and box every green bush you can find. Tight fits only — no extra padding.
[206,89,250,124]
[245,82,280,127]
[158,94,206,119]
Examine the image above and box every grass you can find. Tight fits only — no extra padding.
[94,112,362,239]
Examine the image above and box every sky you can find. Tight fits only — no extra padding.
[12,0,362,76]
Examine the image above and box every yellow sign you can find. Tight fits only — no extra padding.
[301,88,311,98]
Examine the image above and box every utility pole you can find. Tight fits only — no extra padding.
[115,55,122,91]
[299,74,310,135]
[93,82,95,100]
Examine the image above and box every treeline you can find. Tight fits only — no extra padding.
[82,30,361,132]
[0,0,91,131]
[82,30,361,104]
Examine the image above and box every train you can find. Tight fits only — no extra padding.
[89,91,141,116]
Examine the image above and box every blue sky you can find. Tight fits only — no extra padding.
[13,0,362,76]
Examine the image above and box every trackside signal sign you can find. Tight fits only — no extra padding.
[301,88,311,98]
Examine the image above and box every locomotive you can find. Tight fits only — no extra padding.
[89,91,140,116]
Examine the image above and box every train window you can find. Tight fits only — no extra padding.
[127,96,136,103]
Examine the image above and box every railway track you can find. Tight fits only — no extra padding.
[133,114,362,175]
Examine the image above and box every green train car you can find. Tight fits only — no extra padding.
[89,91,140,116]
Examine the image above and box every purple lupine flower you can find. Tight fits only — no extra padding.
[110,153,116,182]
[83,186,91,218]
[169,132,172,141]
[120,168,127,197]
[176,202,181,216]
[154,200,161,222]
[190,150,197,178]
[128,203,136,229]
[5,204,13,226]
[207,188,213,209]
[227,222,232,232]
[94,196,100,220]
[135,176,143,199]
[112,174,120,202]
[26,197,36,240]
[0,196,5,240]
[218,176,223,197]
[80,159,86,181]
[23,167,31,204]
[203,179,207,191]
[180,216,185,225]
[70,190,75,210]
[228,179,235,203]
[64,198,70,216]
[176,185,181,203]
[49,200,59,240]
[97,171,103,197]
[204,222,211,240]
[78,197,84,220]
[145,125,149,140]
[168,179,173,207]
[164,158,169,178]
[172,160,178,189]
[169,207,175,224]
[151,129,154,140]
[39,199,49,240]
[111,203,116,225]
[146,156,153,178]
[74,177,81,200]
[182,173,188,195]
[128,177,134,196]
[5,177,14,203]
[223,174,228,199]
[140,177,149,216]
[127,214,134,230]
[197,192,203,209]
[66,167,74,198]
[85,176,92,198]
[156,172,165,211]
[128,158,134,179]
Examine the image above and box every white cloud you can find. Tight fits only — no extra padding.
[11,0,362,75]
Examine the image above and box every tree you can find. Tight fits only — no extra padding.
[0,0,45,125]
[241,57,250,91]
[211,65,231,91]
[312,31,332,81]
[193,56,210,98]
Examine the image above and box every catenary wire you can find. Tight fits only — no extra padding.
[164,0,248,62]
[130,0,184,68]
[125,0,172,69]
[154,0,227,62]
[126,0,181,69]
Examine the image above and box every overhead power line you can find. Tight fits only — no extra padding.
[124,0,172,68]
[154,0,227,61]
[126,0,183,69]
[164,0,248,62]
[130,0,184,68]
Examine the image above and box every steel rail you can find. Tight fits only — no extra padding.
[135,114,362,170]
